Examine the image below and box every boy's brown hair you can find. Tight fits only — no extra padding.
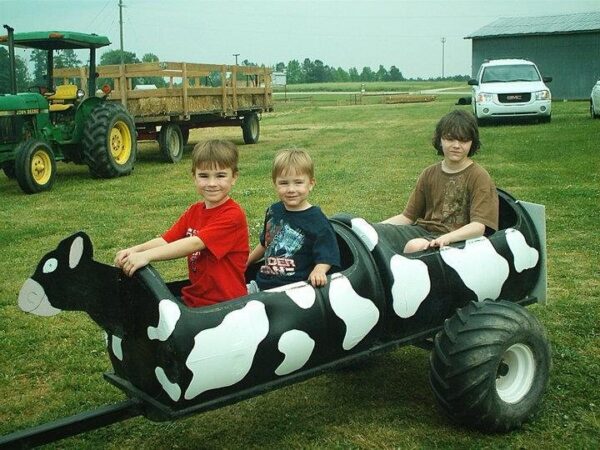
[432,109,481,156]
[271,149,314,182]
[191,140,239,173]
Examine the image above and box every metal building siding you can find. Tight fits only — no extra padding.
[471,32,600,99]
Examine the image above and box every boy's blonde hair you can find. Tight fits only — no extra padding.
[271,149,314,182]
[191,140,239,173]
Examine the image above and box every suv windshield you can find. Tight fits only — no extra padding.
[481,65,541,83]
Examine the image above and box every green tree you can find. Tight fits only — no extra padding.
[30,49,47,86]
[389,65,404,81]
[99,49,140,66]
[274,62,285,72]
[55,49,81,69]
[360,66,375,82]
[286,59,303,84]
[376,65,389,82]
[139,53,166,87]
[334,67,350,82]
[348,67,360,82]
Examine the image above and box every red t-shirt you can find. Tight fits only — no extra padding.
[162,198,249,307]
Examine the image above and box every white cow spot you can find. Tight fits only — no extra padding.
[18,278,61,316]
[42,258,58,273]
[506,228,539,273]
[147,299,181,341]
[184,300,269,400]
[329,274,379,350]
[440,238,509,301]
[275,330,315,376]
[111,335,123,361]
[69,236,84,269]
[155,366,182,402]
[390,254,431,318]
[351,218,378,251]
[266,282,316,309]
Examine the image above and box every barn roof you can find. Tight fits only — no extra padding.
[465,11,600,39]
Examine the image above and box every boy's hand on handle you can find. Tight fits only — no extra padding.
[121,252,150,277]
[309,264,331,287]
[114,248,132,268]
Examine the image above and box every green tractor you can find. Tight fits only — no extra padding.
[0,25,137,194]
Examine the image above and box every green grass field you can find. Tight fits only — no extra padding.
[1,93,599,449]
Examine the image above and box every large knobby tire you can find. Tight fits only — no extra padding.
[241,112,260,144]
[14,140,57,194]
[83,103,137,178]
[429,300,551,432]
[158,123,184,163]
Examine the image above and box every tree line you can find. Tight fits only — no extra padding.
[0,48,468,94]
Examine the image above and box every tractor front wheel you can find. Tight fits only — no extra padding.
[14,140,57,194]
[158,123,184,163]
[429,300,551,432]
[83,103,137,178]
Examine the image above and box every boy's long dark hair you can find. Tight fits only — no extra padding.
[432,110,481,156]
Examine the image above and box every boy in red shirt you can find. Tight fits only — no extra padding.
[115,140,249,307]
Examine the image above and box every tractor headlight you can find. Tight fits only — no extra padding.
[76,89,85,100]
[534,90,550,101]
[477,92,493,103]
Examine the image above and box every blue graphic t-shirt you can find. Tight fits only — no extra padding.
[256,202,340,289]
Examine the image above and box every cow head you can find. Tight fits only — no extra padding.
[18,232,120,322]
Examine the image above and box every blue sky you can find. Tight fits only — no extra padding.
[2,0,599,78]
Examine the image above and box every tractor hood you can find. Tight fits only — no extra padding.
[0,93,48,113]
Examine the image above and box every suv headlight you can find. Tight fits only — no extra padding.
[534,90,550,100]
[476,92,493,103]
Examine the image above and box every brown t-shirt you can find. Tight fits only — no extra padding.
[402,162,498,235]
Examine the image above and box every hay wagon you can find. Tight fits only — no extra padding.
[54,62,273,162]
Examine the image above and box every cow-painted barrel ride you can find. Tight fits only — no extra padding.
[3,189,550,447]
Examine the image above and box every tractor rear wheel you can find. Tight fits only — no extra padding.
[14,140,57,194]
[83,103,137,178]
[159,123,184,163]
[429,300,551,432]
[242,112,260,144]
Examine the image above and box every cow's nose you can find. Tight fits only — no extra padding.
[18,278,61,316]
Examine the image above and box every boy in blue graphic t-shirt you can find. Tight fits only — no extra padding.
[247,149,340,290]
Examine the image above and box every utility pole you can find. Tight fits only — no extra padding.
[119,0,124,65]
[441,37,446,79]
[233,53,240,65]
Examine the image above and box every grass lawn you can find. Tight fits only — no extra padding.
[0,94,599,449]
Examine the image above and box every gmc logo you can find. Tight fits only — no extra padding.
[507,95,522,101]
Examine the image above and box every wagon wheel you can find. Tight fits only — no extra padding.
[14,140,57,194]
[83,103,137,178]
[429,300,551,432]
[241,112,260,144]
[158,123,184,163]
[181,127,190,145]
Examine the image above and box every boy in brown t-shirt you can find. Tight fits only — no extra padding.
[383,110,498,253]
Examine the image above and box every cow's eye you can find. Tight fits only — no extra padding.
[43,258,58,273]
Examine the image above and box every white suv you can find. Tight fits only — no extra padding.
[468,59,552,124]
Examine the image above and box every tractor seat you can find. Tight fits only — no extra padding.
[46,85,78,112]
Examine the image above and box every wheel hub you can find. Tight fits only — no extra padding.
[496,343,536,404]
[31,150,52,184]
[110,121,132,165]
